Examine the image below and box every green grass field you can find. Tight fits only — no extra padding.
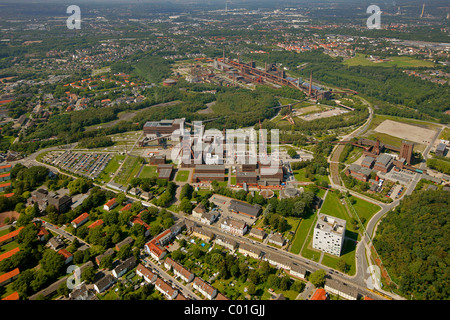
[175,170,190,182]
[344,53,435,68]
[346,195,381,228]
[139,165,158,179]
[114,156,141,185]
[320,191,348,221]
[95,154,126,183]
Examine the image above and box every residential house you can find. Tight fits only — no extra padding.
[103,198,117,211]
[249,228,266,241]
[120,203,132,213]
[140,191,153,201]
[95,248,115,266]
[154,278,178,300]
[192,277,217,300]
[290,263,306,279]
[0,227,23,246]
[264,252,291,270]
[191,226,214,242]
[136,264,157,284]
[267,233,286,247]
[0,182,11,192]
[2,291,20,300]
[310,288,328,300]
[200,211,218,225]
[0,268,20,287]
[87,219,104,229]
[57,248,73,264]
[192,203,207,220]
[238,242,263,260]
[69,283,97,300]
[214,235,237,251]
[115,236,134,252]
[164,257,194,283]
[47,236,65,250]
[220,217,247,236]
[94,274,116,294]
[71,212,89,228]
[130,215,150,237]
[0,247,20,263]
[37,226,49,241]
[324,278,358,300]
[112,256,136,278]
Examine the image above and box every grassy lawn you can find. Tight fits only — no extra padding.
[289,210,317,255]
[320,191,349,222]
[95,154,125,183]
[175,170,190,182]
[98,288,120,300]
[139,165,158,179]
[114,156,141,185]
[344,53,435,68]
[293,168,329,184]
[439,127,450,141]
[346,195,381,228]
[321,238,357,276]
[0,281,16,299]
[0,240,19,253]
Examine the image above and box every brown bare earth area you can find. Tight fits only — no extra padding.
[0,211,20,227]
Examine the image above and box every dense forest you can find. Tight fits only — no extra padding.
[373,190,449,300]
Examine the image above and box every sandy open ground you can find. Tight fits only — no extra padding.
[374,120,436,145]
[300,108,349,121]
[0,211,20,227]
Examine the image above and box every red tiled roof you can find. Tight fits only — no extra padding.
[120,203,132,212]
[0,182,11,188]
[37,226,49,237]
[2,291,19,300]
[105,198,116,207]
[136,264,155,280]
[0,268,20,284]
[131,216,149,229]
[0,173,10,178]
[0,227,24,244]
[0,247,20,262]
[1,193,15,198]
[88,219,104,229]
[0,164,11,170]
[311,288,327,300]
[57,248,73,260]
[72,212,89,225]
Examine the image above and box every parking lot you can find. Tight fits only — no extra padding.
[387,184,404,200]
[43,151,112,179]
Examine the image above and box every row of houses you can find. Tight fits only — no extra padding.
[93,256,137,294]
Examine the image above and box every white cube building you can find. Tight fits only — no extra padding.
[313,214,346,256]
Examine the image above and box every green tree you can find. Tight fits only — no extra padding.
[309,269,326,288]
[81,266,96,284]
[40,250,65,277]
[179,198,193,214]
[57,282,70,297]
